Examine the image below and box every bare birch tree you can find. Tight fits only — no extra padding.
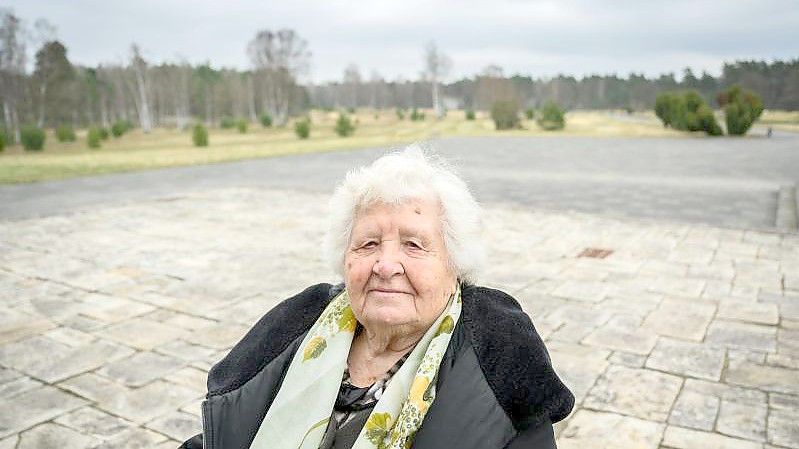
[369,70,385,110]
[246,72,257,122]
[424,42,451,118]
[130,44,153,132]
[0,9,26,142]
[343,63,361,109]
[174,60,192,129]
[247,29,310,125]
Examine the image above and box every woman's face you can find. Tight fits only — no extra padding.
[344,198,457,334]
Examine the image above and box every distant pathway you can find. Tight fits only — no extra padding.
[2,134,799,229]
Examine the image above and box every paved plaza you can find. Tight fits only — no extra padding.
[1,136,799,448]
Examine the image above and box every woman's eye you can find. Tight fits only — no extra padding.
[405,241,422,249]
[362,241,377,248]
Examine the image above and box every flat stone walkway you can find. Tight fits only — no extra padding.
[1,187,798,448]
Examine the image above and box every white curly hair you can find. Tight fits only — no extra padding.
[324,144,485,283]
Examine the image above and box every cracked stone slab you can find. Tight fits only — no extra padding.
[725,361,799,395]
[145,410,202,442]
[706,320,777,353]
[148,310,218,331]
[183,322,250,350]
[43,326,97,347]
[581,326,658,355]
[0,308,57,345]
[583,365,682,422]
[92,427,169,449]
[79,293,156,323]
[769,393,799,410]
[668,390,719,431]
[645,337,726,380]
[662,426,764,449]
[558,409,664,449]
[163,366,207,393]
[547,341,610,402]
[0,386,87,439]
[647,276,706,298]
[717,399,768,442]
[0,374,42,397]
[54,406,135,440]
[682,379,766,405]
[60,373,197,424]
[0,335,134,383]
[641,298,715,342]
[95,317,186,350]
[154,339,219,362]
[16,423,101,449]
[550,281,609,302]
[96,351,186,387]
[767,408,799,448]
[717,300,779,325]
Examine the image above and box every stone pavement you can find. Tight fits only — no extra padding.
[1,187,798,449]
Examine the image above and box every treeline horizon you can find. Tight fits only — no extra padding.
[2,9,797,138]
[311,60,799,112]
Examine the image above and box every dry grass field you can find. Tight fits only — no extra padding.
[760,110,799,132]
[0,109,741,184]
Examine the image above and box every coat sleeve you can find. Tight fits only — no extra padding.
[503,420,557,449]
[178,433,203,449]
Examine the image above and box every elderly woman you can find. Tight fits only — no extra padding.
[180,147,573,449]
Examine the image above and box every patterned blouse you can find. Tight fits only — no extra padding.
[320,323,414,448]
[331,350,411,429]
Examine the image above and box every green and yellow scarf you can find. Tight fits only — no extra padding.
[249,284,462,449]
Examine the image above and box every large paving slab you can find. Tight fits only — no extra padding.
[1,181,799,447]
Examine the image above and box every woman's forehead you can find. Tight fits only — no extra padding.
[356,197,442,216]
[352,199,443,234]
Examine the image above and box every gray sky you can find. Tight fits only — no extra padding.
[6,0,798,83]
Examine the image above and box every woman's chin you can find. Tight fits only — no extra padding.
[361,308,416,329]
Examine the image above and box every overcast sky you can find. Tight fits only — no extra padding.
[5,0,798,83]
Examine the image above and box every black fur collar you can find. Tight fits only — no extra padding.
[459,283,574,429]
[207,282,573,429]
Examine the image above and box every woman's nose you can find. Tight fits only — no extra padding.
[373,245,404,278]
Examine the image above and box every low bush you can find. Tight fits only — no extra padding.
[0,129,6,152]
[236,119,248,133]
[335,113,355,137]
[410,109,425,121]
[294,119,310,139]
[111,120,129,137]
[718,85,763,136]
[695,105,724,136]
[193,124,209,147]
[259,113,272,128]
[98,128,109,140]
[55,125,76,142]
[465,110,475,120]
[87,127,102,149]
[655,91,722,136]
[21,126,46,151]
[396,108,405,120]
[491,101,520,130]
[536,101,566,130]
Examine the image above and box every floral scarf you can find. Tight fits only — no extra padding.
[249,284,462,449]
